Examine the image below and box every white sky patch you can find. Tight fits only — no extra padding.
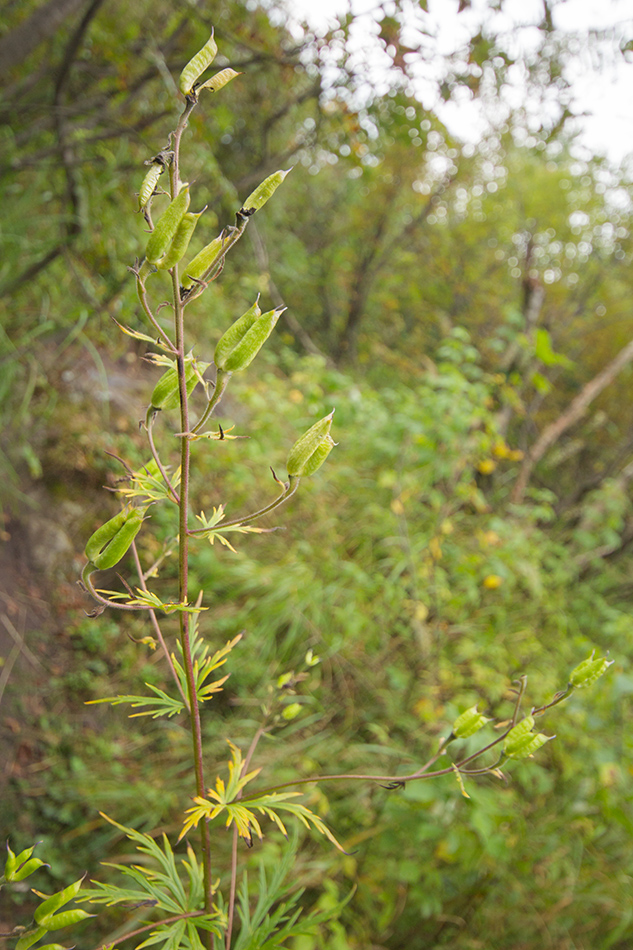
[282,0,633,164]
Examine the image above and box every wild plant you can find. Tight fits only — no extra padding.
[1,29,614,950]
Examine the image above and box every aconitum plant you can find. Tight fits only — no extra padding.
[2,30,613,950]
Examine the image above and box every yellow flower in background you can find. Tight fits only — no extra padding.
[483,574,503,589]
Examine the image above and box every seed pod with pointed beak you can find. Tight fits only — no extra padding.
[145,185,190,265]
[286,411,336,478]
[214,301,283,373]
[240,169,291,216]
[179,31,218,96]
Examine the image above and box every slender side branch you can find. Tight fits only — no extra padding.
[81,563,159,613]
[136,273,177,352]
[188,480,299,536]
[131,540,188,708]
[238,679,574,801]
[190,371,230,435]
[533,686,573,717]
[180,215,249,308]
[146,410,181,503]
[238,703,558,801]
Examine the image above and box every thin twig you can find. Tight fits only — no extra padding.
[0,641,22,708]
[146,412,181,503]
[136,273,177,351]
[238,718,539,800]
[511,675,528,726]
[237,682,573,800]
[190,371,230,435]
[226,724,268,949]
[226,828,239,950]
[189,481,298,536]
[130,541,188,709]
[80,563,157,613]
[1,611,43,670]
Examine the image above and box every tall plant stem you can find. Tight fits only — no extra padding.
[170,98,215,949]
[226,724,267,949]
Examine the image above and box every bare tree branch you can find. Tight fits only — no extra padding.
[0,0,88,79]
[511,336,633,504]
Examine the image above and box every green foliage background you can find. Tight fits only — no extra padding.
[1,1,633,948]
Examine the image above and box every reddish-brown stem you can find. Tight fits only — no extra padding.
[238,730,513,800]
[226,724,267,949]
[226,828,239,950]
[238,681,570,800]
[81,563,156,612]
[168,98,215,950]
[171,97,195,191]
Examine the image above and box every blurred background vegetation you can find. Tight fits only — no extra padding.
[1,0,633,947]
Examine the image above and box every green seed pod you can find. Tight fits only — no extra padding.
[4,844,45,882]
[39,909,94,932]
[85,508,131,563]
[180,234,225,291]
[155,211,203,270]
[214,301,282,373]
[282,702,302,721]
[145,185,190,265]
[240,169,291,216]
[196,67,241,94]
[503,715,554,759]
[214,300,260,365]
[16,926,47,950]
[504,715,534,747]
[504,730,553,760]
[10,857,46,881]
[138,162,163,211]
[4,842,17,878]
[34,877,85,926]
[286,411,336,478]
[452,704,491,739]
[150,360,205,411]
[179,31,218,95]
[92,508,145,571]
[569,651,613,689]
[5,843,24,879]
[299,437,335,477]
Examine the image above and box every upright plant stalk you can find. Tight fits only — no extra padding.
[81,43,307,941]
[168,99,215,943]
[72,31,615,950]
